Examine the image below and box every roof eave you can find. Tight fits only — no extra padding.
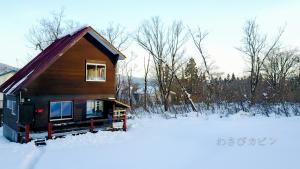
[87,27,127,60]
[118,54,126,60]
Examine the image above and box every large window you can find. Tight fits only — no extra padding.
[86,100,104,118]
[86,63,106,81]
[50,101,73,120]
[7,100,17,116]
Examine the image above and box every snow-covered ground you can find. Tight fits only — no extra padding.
[0,113,300,169]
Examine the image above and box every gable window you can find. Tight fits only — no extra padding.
[86,63,106,81]
[50,101,73,121]
[7,100,17,116]
[86,100,104,118]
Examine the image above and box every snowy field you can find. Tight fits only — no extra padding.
[0,113,300,169]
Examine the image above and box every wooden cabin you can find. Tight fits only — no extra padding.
[0,26,130,143]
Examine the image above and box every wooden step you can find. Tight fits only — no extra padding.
[34,139,47,146]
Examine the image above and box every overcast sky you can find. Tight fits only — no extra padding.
[0,0,299,77]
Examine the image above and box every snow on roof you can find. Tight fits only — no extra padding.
[5,70,34,94]
[57,25,89,39]
[3,82,14,93]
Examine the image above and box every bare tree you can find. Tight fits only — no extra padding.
[126,52,138,108]
[127,67,134,107]
[99,23,130,52]
[189,27,215,108]
[237,19,284,105]
[100,23,131,100]
[143,54,151,111]
[136,17,188,112]
[27,8,79,53]
[117,52,137,107]
[263,48,299,101]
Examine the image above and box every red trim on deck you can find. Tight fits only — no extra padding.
[48,123,53,139]
[90,119,95,132]
[123,112,127,132]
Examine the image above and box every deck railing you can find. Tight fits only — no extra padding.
[16,111,127,143]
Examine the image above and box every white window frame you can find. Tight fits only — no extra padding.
[50,101,73,121]
[7,100,17,116]
[86,63,106,82]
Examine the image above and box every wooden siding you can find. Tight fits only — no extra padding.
[24,36,116,96]
[24,95,114,130]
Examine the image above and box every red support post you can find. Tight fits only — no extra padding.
[16,122,19,132]
[25,124,30,143]
[48,122,52,139]
[112,112,115,129]
[16,123,20,143]
[123,111,127,132]
[90,119,95,132]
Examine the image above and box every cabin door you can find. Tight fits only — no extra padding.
[19,103,35,125]
[74,100,85,121]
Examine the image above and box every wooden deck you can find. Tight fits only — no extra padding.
[18,114,127,143]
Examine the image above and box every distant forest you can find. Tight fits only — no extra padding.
[26,9,300,115]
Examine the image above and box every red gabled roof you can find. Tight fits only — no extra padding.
[0,26,126,95]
